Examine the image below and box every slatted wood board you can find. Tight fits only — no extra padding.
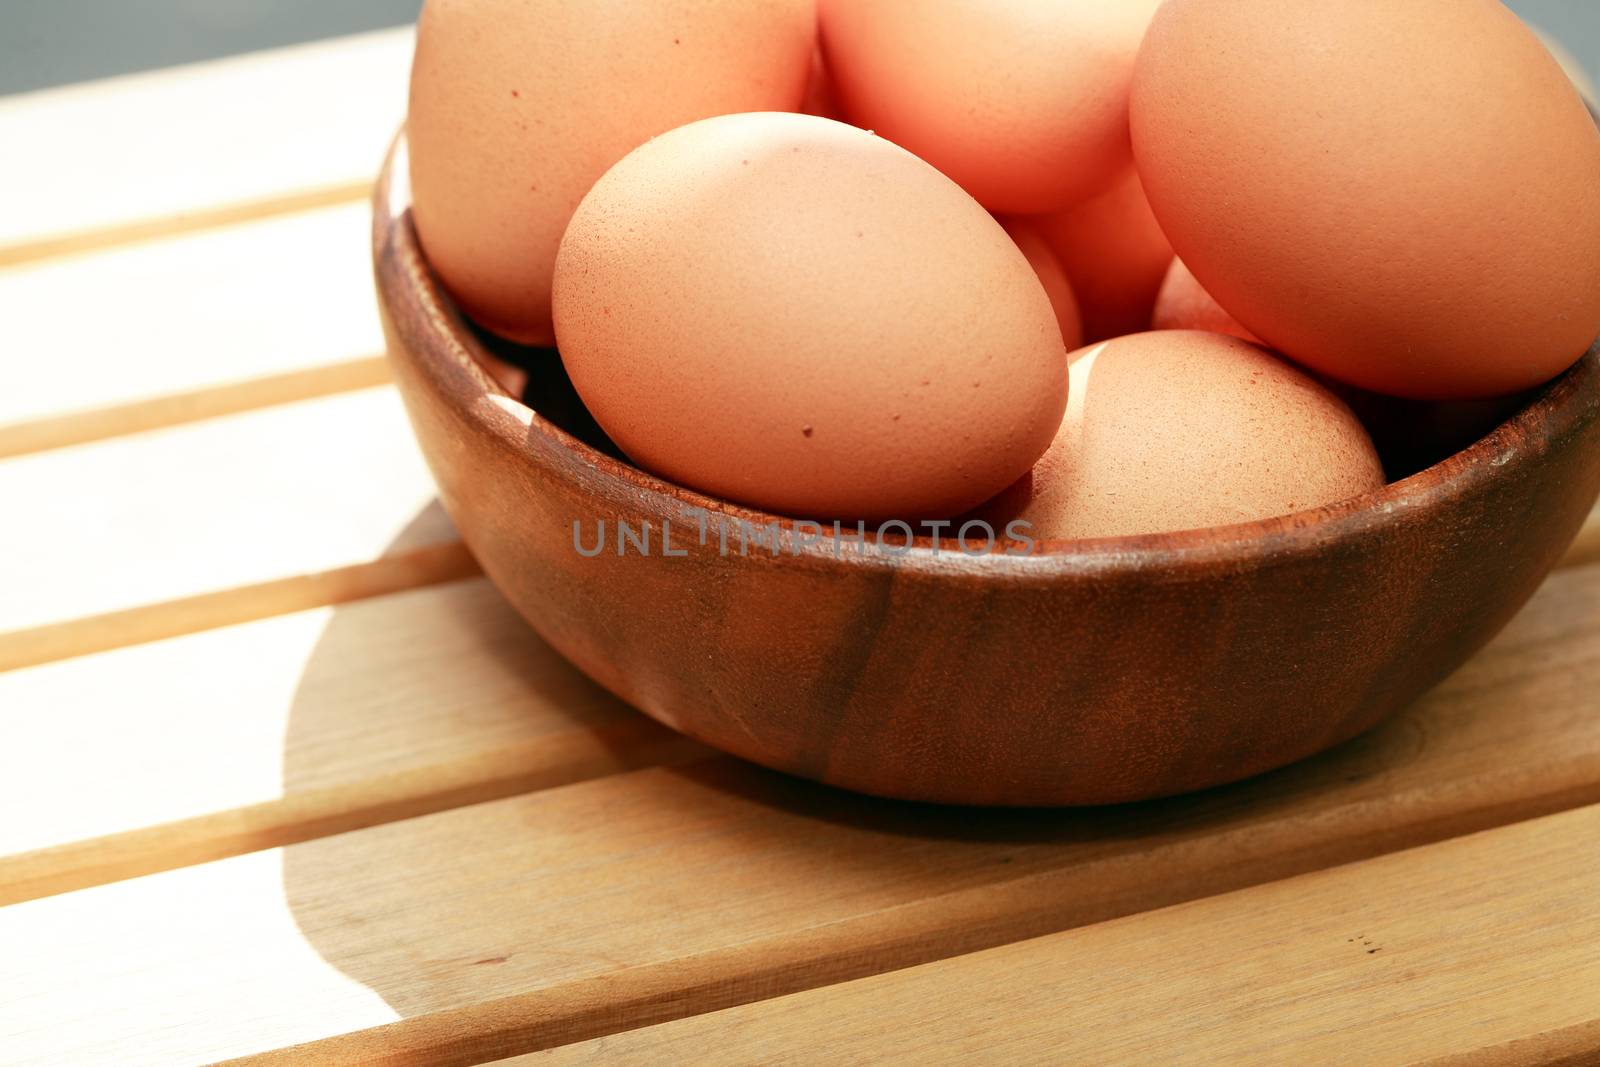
[2,26,1599,1067]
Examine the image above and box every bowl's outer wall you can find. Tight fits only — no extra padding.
[375,151,1600,806]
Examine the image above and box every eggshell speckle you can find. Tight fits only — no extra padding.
[1133,0,1600,399]
[553,113,1068,521]
[1152,258,1258,342]
[819,0,1161,214]
[977,331,1385,540]
[408,0,814,345]
[1031,168,1173,342]
[1004,221,1084,351]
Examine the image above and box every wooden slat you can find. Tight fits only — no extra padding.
[0,28,410,265]
[1567,503,1600,569]
[531,804,1600,1067]
[1,563,1596,1065]
[0,385,457,670]
[0,577,702,906]
[1,202,386,456]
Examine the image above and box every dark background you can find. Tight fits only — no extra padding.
[0,0,1594,97]
[1512,0,1600,69]
[0,0,421,95]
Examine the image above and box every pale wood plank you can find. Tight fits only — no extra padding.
[0,385,456,670]
[1,203,386,456]
[1566,502,1600,570]
[0,357,392,460]
[0,577,702,906]
[0,564,1595,1065]
[0,28,410,265]
[529,804,1600,1067]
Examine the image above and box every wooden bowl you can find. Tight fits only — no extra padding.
[374,137,1600,806]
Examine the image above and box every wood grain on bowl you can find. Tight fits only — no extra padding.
[375,135,1600,807]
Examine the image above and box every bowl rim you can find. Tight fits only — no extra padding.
[376,133,1600,580]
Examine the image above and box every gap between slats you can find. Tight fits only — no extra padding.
[0,574,710,906]
[0,711,703,908]
[3,199,389,458]
[0,354,390,460]
[0,385,453,662]
[0,182,371,271]
[0,541,478,675]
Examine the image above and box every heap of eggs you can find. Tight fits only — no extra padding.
[408,0,1600,540]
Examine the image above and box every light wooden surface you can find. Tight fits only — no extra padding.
[2,564,1598,1064]
[0,578,702,905]
[1568,508,1600,568]
[529,803,1600,1067]
[3,202,386,456]
[0,387,460,670]
[1,25,1599,1067]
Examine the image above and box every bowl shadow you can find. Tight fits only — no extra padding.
[276,497,1451,1037]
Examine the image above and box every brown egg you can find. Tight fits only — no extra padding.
[1003,221,1084,351]
[1150,262,1519,479]
[1322,379,1525,483]
[799,48,843,121]
[553,113,1068,522]
[976,331,1385,540]
[408,0,814,345]
[1133,0,1600,400]
[819,0,1161,214]
[1151,259,1516,478]
[1152,258,1257,342]
[1030,168,1173,342]
[1152,259,1510,476]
